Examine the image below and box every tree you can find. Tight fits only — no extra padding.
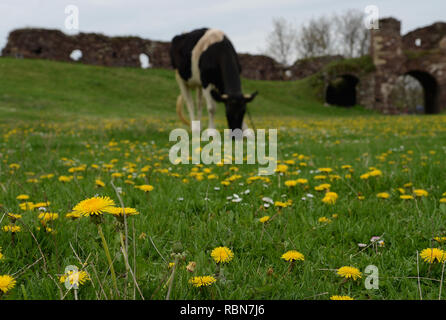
[295,15,334,59]
[264,17,297,66]
[265,9,372,63]
[334,9,370,58]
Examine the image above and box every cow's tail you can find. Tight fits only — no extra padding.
[176,94,190,126]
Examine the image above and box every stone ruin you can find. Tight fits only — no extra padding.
[0,28,285,81]
[1,18,446,114]
[324,18,446,114]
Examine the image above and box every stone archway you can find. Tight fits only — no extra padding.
[405,70,439,114]
[325,74,359,107]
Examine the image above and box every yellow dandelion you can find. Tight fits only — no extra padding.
[281,250,305,262]
[2,225,21,233]
[136,184,154,192]
[400,195,414,200]
[318,216,332,223]
[95,179,105,187]
[72,196,116,216]
[259,216,270,223]
[107,207,139,217]
[275,164,288,173]
[211,246,234,264]
[284,180,297,187]
[322,192,338,205]
[413,189,428,197]
[188,276,216,287]
[274,201,288,208]
[16,194,29,201]
[337,266,362,280]
[377,192,390,199]
[59,270,90,287]
[315,183,331,191]
[420,248,446,264]
[330,295,354,300]
[38,212,59,223]
[0,275,16,293]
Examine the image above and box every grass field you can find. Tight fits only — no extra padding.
[0,57,446,300]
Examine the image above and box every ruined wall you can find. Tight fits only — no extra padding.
[1,28,289,81]
[289,55,344,80]
[369,18,446,114]
[1,28,172,68]
[402,22,446,51]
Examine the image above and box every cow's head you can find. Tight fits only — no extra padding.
[211,90,258,132]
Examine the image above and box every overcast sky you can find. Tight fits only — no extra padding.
[0,0,445,55]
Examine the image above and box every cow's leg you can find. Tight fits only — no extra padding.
[203,86,217,130]
[175,72,196,129]
[196,88,203,126]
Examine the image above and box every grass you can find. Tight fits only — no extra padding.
[0,57,446,300]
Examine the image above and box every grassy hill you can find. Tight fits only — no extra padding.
[0,57,372,122]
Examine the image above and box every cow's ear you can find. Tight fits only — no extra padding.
[211,89,227,103]
[244,91,258,103]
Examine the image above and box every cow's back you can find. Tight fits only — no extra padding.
[170,28,209,82]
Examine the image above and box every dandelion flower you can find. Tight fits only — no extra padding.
[377,192,390,199]
[337,266,362,280]
[2,225,21,233]
[95,179,105,187]
[38,212,59,223]
[318,216,332,223]
[59,270,90,287]
[314,183,331,191]
[72,196,115,216]
[16,194,29,201]
[281,250,305,262]
[284,180,297,187]
[400,195,414,200]
[322,192,338,205]
[414,189,428,197]
[259,216,270,223]
[330,295,354,300]
[274,201,288,208]
[420,248,446,264]
[136,185,154,192]
[211,246,234,264]
[0,275,16,293]
[275,164,288,173]
[107,207,139,217]
[189,276,216,287]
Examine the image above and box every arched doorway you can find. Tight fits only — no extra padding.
[389,71,439,114]
[325,75,359,107]
[406,71,438,114]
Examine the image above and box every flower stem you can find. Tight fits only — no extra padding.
[98,224,120,298]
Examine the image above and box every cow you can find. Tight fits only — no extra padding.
[170,28,258,136]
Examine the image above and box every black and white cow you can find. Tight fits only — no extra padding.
[170,28,258,134]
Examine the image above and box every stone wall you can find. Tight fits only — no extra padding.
[368,18,446,114]
[1,28,289,80]
[1,28,172,68]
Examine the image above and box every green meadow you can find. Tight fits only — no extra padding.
[0,57,445,300]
